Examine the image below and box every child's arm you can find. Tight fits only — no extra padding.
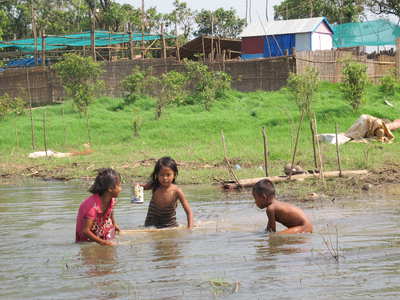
[177,188,193,229]
[82,218,115,246]
[266,207,276,232]
[111,211,120,233]
[134,181,152,190]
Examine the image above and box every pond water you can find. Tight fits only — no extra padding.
[1,180,400,299]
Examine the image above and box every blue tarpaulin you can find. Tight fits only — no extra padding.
[263,34,295,57]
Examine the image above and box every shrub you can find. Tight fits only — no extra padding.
[0,93,26,119]
[287,67,319,118]
[121,66,156,105]
[341,60,368,111]
[53,53,104,115]
[184,59,231,110]
[379,71,399,95]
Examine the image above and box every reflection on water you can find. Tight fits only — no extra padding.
[1,181,400,299]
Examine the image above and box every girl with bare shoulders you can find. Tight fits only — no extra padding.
[252,179,312,234]
[141,157,193,229]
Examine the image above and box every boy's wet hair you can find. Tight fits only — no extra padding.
[253,179,275,197]
[149,156,178,191]
[89,168,121,195]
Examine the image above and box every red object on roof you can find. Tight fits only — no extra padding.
[241,36,264,54]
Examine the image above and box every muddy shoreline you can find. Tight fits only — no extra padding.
[1,160,400,198]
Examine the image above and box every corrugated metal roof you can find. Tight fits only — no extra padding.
[240,17,333,37]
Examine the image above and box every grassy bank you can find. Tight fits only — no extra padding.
[1,82,399,189]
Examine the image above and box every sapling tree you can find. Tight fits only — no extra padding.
[154,71,187,120]
[184,59,231,111]
[287,67,320,169]
[341,60,368,111]
[53,53,104,143]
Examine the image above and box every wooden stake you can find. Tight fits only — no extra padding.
[221,130,241,187]
[313,115,325,186]
[43,110,48,157]
[262,127,269,177]
[14,118,19,149]
[309,118,318,169]
[289,109,305,179]
[26,67,35,150]
[335,123,342,177]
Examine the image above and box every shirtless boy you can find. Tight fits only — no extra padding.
[252,179,313,234]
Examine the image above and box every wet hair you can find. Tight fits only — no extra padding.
[149,156,178,191]
[89,168,121,196]
[252,179,275,197]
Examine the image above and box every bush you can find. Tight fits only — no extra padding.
[184,59,232,110]
[379,71,399,95]
[121,66,155,105]
[0,93,26,119]
[287,67,319,117]
[53,53,104,115]
[341,60,368,111]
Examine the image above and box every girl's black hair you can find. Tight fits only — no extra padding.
[89,168,121,196]
[149,156,178,191]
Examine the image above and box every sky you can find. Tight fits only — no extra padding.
[116,0,284,22]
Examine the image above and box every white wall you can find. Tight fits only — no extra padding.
[311,33,332,50]
[295,33,311,51]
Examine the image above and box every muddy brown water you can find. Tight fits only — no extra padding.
[1,181,400,299]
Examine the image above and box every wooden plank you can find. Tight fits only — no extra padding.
[222,170,369,189]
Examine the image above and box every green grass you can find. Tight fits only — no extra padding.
[1,81,399,184]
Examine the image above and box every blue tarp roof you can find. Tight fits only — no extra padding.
[0,31,174,52]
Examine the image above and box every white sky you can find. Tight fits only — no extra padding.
[115,0,284,22]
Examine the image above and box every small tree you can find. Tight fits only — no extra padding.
[154,71,187,120]
[0,93,26,120]
[287,67,319,118]
[379,69,399,96]
[341,60,368,111]
[53,53,104,143]
[121,66,149,105]
[184,60,231,110]
[53,53,104,115]
[287,67,320,169]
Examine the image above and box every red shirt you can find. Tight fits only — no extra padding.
[75,194,116,242]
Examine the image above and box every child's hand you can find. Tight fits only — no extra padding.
[114,224,121,234]
[101,240,116,246]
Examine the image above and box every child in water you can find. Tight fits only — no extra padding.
[141,156,193,229]
[252,179,313,234]
[75,168,122,245]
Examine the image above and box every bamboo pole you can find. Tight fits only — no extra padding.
[289,109,305,179]
[90,2,96,61]
[26,67,35,150]
[335,123,342,177]
[221,130,241,187]
[14,118,19,149]
[396,38,400,79]
[41,30,46,66]
[313,115,325,186]
[262,127,269,177]
[129,30,134,60]
[43,110,48,157]
[309,119,318,169]
[202,35,206,62]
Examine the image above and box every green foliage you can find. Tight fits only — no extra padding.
[287,67,319,117]
[379,71,399,95]
[184,60,232,110]
[121,66,149,105]
[341,60,369,111]
[274,0,365,23]
[53,53,104,114]
[194,7,246,38]
[154,71,187,119]
[0,93,26,119]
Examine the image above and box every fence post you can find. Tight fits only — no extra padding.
[396,38,400,79]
